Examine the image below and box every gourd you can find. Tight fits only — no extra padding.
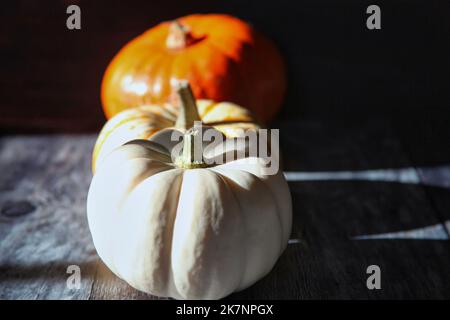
[87,83,292,299]
[101,14,286,123]
[93,84,260,173]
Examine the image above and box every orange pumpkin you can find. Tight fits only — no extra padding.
[101,14,286,123]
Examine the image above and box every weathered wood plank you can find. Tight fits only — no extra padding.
[393,110,450,237]
[0,126,449,299]
[230,119,450,299]
[88,262,162,300]
[0,135,97,299]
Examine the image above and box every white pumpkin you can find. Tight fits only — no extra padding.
[86,82,292,299]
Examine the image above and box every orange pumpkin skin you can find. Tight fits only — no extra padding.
[101,14,286,123]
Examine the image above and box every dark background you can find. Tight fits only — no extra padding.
[1,1,450,299]
[2,0,450,166]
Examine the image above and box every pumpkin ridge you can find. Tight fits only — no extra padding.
[209,171,248,290]
[127,156,174,168]
[211,165,284,285]
[186,57,205,98]
[114,168,183,295]
[206,40,244,64]
[143,169,184,296]
[166,170,185,298]
[159,53,178,102]
[117,49,160,106]
[93,107,176,172]
[255,173,287,253]
[171,170,203,298]
[203,119,258,126]
[146,52,172,103]
[112,160,174,220]
[199,101,218,118]
[92,158,172,274]
[187,169,241,294]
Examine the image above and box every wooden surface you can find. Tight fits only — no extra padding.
[1,120,449,299]
[2,0,450,300]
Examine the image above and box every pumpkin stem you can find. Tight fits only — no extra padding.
[175,81,201,130]
[166,20,193,50]
[176,125,208,169]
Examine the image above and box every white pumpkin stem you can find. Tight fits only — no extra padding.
[176,126,208,169]
[175,81,201,130]
[166,20,192,50]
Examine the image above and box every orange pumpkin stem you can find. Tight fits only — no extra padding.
[175,81,201,130]
[166,21,193,50]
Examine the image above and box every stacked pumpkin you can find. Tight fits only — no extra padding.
[87,14,292,299]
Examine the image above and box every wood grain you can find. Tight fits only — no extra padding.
[0,135,97,299]
[231,120,450,299]
[0,121,449,299]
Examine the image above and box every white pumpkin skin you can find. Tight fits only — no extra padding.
[87,129,292,300]
[87,140,292,299]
